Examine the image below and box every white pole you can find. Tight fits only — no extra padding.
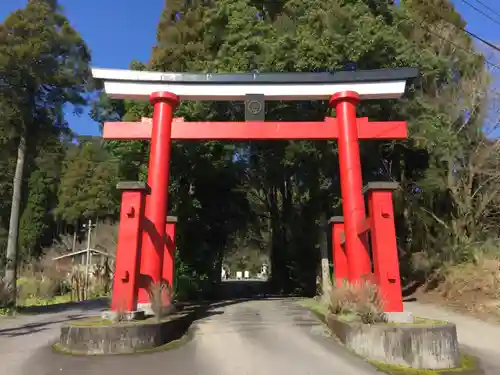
[84,218,92,300]
[87,218,92,249]
[72,230,77,252]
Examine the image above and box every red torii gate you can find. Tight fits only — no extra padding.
[93,67,417,316]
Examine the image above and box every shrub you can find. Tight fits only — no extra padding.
[0,279,15,315]
[0,279,8,306]
[439,258,500,300]
[328,280,386,324]
[17,262,70,305]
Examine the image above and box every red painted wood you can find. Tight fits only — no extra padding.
[111,189,147,312]
[357,217,372,236]
[137,92,179,307]
[163,220,176,296]
[331,222,349,286]
[330,92,371,282]
[367,189,404,312]
[102,117,407,141]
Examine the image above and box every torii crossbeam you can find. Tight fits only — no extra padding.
[102,117,407,140]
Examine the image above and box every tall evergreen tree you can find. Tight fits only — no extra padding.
[0,0,91,304]
[56,139,120,224]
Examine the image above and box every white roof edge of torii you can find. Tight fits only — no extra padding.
[91,67,418,101]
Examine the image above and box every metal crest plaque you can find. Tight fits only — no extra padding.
[245,94,265,121]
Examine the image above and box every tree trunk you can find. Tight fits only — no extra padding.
[318,212,331,302]
[4,132,27,306]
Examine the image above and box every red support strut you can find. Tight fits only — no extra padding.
[111,182,149,313]
[330,91,372,283]
[329,217,349,287]
[138,92,180,311]
[162,215,177,305]
[365,182,404,312]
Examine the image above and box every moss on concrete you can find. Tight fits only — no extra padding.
[67,314,185,327]
[298,298,480,373]
[53,327,194,356]
[377,316,449,326]
[369,355,482,375]
[298,298,448,326]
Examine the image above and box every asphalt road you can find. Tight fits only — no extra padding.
[1,298,380,375]
[405,301,500,375]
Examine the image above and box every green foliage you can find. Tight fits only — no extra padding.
[0,0,91,135]
[19,136,65,260]
[55,139,120,223]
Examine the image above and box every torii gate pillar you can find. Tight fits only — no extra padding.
[137,92,179,312]
[330,91,371,282]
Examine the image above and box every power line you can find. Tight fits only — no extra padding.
[423,4,500,56]
[459,27,500,54]
[468,0,500,20]
[425,6,500,54]
[417,22,500,70]
[461,0,500,27]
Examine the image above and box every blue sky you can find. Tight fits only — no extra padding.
[1,0,499,137]
[0,0,164,136]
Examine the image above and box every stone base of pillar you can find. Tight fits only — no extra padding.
[137,302,177,317]
[101,310,145,322]
[384,311,414,323]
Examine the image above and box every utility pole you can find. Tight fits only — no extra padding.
[82,219,95,299]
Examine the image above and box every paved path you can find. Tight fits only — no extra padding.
[3,298,379,375]
[0,300,109,375]
[4,298,498,375]
[405,301,500,375]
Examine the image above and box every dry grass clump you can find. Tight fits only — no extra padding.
[328,280,387,324]
[148,281,173,321]
[17,257,111,306]
[17,263,70,303]
[438,258,500,300]
[426,257,500,318]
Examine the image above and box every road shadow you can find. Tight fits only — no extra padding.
[16,298,109,315]
[216,279,306,300]
[0,314,88,337]
[175,290,306,326]
[403,297,418,302]
[402,281,424,297]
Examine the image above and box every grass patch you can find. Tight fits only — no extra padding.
[67,314,185,327]
[383,317,448,326]
[369,355,480,375]
[298,297,328,316]
[1,294,76,317]
[298,298,357,322]
[298,298,449,326]
[0,306,16,317]
[22,294,73,307]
